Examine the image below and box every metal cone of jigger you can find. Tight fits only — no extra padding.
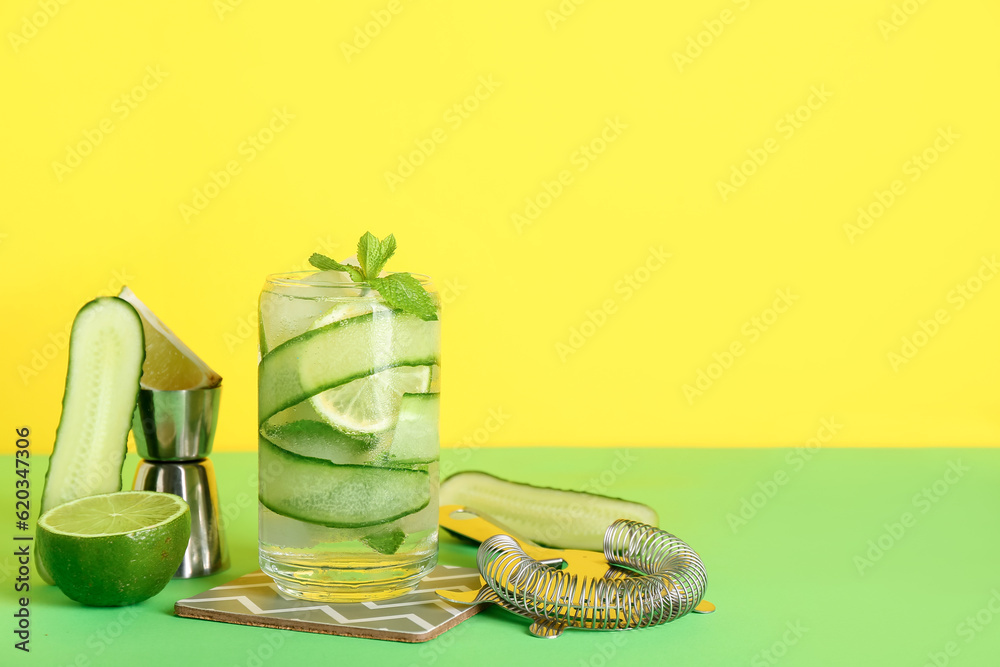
[132,385,229,578]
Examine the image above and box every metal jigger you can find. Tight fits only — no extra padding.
[131,387,229,578]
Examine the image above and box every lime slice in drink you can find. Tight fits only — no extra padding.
[311,364,432,434]
[306,302,432,435]
[118,287,221,390]
[37,491,191,607]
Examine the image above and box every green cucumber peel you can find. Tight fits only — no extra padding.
[258,308,438,426]
[258,438,430,528]
[38,296,146,582]
[439,470,659,551]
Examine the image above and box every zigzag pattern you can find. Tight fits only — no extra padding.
[176,565,482,636]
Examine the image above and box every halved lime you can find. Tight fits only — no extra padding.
[37,491,191,607]
[118,287,221,390]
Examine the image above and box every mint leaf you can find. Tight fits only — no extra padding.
[308,234,436,319]
[361,528,406,555]
[376,234,397,274]
[309,253,364,282]
[357,233,397,278]
[356,232,379,278]
[369,273,438,321]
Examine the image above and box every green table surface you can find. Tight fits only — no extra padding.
[3,447,999,666]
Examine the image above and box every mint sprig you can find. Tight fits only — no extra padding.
[369,273,437,321]
[357,231,397,278]
[308,253,365,283]
[309,232,437,321]
[361,527,406,555]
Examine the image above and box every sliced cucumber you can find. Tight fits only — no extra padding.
[258,310,438,425]
[41,298,145,513]
[386,393,439,466]
[38,297,145,582]
[439,471,659,551]
[259,438,430,527]
[261,419,378,459]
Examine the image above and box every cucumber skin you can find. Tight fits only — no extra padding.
[258,438,430,528]
[38,297,145,583]
[258,309,438,425]
[385,393,439,466]
[43,297,144,508]
[439,471,659,551]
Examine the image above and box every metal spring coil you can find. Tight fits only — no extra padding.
[477,519,707,631]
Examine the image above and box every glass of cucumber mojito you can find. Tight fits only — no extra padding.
[257,238,440,601]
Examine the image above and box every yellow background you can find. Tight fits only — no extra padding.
[2,0,998,454]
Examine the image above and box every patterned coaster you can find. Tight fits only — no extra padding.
[174,565,485,643]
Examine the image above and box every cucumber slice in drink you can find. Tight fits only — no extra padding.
[439,471,659,551]
[385,393,439,466]
[258,438,430,528]
[260,420,381,463]
[258,271,365,352]
[304,301,432,435]
[38,297,145,582]
[258,310,438,425]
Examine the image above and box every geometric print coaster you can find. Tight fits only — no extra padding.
[174,565,485,643]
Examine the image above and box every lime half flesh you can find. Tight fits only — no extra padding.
[38,491,191,607]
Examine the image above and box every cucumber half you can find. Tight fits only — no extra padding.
[259,438,430,528]
[439,471,659,551]
[38,297,145,581]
